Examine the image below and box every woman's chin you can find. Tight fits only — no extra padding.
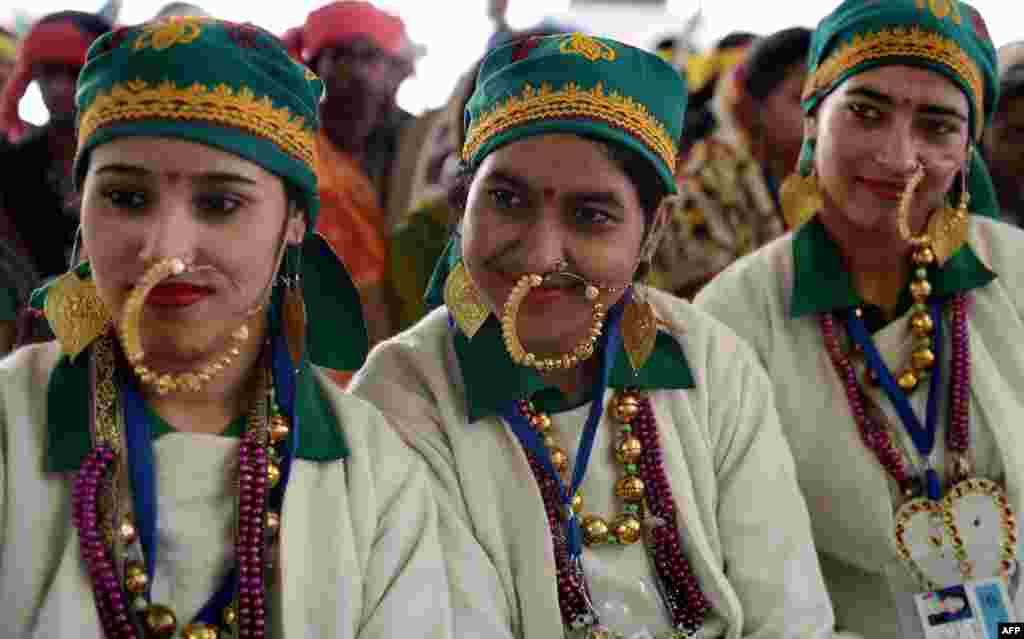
[133,327,230,370]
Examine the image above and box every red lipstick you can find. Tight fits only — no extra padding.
[146,283,213,308]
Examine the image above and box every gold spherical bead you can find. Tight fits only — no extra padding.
[913,247,936,265]
[610,394,641,423]
[582,515,609,545]
[910,312,934,336]
[615,476,646,501]
[571,493,584,513]
[897,370,920,391]
[522,353,536,367]
[530,413,552,432]
[179,373,201,393]
[615,436,643,464]
[910,279,932,301]
[156,374,176,395]
[222,604,238,627]
[549,447,569,473]
[181,623,219,639]
[270,416,290,443]
[232,325,250,341]
[143,603,178,637]
[912,348,936,370]
[612,514,643,545]
[585,285,600,301]
[542,434,557,449]
[266,511,281,534]
[267,461,282,487]
[124,561,149,594]
[119,517,138,545]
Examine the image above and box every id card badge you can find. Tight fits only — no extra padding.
[886,551,1021,639]
[912,579,1016,639]
[887,573,1020,638]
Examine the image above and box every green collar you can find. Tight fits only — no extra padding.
[790,217,997,319]
[454,313,695,423]
[45,351,348,473]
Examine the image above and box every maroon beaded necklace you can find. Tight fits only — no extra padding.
[519,389,712,635]
[819,293,972,495]
[70,335,287,639]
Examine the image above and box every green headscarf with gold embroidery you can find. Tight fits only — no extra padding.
[424,33,687,309]
[802,0,1001,219]
[32,17,368,370]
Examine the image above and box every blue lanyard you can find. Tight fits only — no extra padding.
[498,299,625,560]
[844,300,944,499]
[120,327,299,625]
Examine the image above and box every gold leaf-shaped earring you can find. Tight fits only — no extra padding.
[780,137,823,230]
[44,268,112,362]
[621,285,657,374]
[444,260,490,340]
[927,170,970,266]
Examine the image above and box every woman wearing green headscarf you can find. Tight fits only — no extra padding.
[697,1,1024,636]
[352,32,845,639]
[0,18,455,638]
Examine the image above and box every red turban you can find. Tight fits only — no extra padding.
[0,13,109,142]
[301,1,421,64]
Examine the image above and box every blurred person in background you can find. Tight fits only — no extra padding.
[678,31,758,161]
[652,27,811,299]
[982,43,1024,226]
[0,10,112,353]
[299,0,422,350]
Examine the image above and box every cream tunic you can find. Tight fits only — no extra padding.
[695,217,1024,637]
[350,288,844,638]
[0,341,453,638]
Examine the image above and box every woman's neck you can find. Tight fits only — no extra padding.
[141,315,269,436]
[538,358,598,408]
[818,206,913,313]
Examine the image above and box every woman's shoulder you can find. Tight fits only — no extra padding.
[349,307,454,411]
[969,215,1024,279]
[645,288,766,379]
[0,340,61,389]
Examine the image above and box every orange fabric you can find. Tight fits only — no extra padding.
[314,131,388,289]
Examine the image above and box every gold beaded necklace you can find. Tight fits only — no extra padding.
[519,391,647,547]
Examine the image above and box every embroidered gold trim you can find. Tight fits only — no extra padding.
[803,26,984,135]
[463,82,677,175]
[917,0,963,24]
[133,16,206,52]
[93,333,122,453]
[559,33,616,62]
[78,79,315,168]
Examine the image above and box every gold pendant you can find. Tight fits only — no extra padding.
[444,261,490,340]
[621,295,657,373]
[927,204,968,266]
[779,172,823,230]
[44,270,111,361]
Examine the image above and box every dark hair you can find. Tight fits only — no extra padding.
[448,137,668,228]
[996,64,1024,114]
[38,11,114,39]
[742,27,812,100]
